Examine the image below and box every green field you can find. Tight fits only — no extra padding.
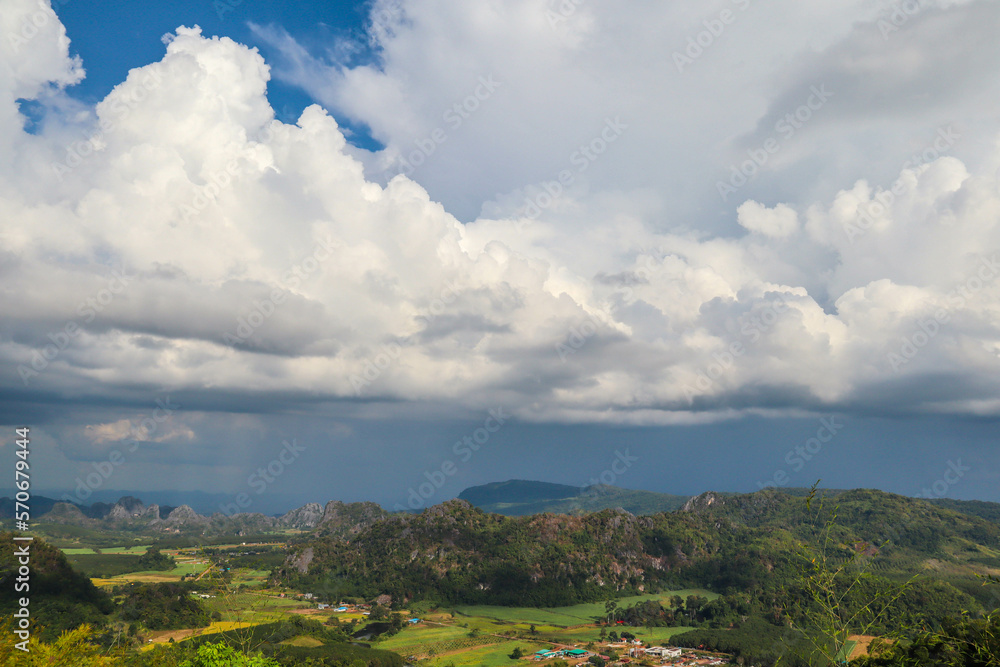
[61,545,151,555]
[66,553,144,577]
[203,592,314,625]
[101,545,151,554]
[421,639,547,667]
[375,624,471,652]
[456,589,718,627]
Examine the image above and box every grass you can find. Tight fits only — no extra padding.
[101,545,151,554]
[281,635,324,647]
[375,624,471,651]
[90,560,207,587]
[66,553,145,577]
[456,589,718,627]
[421,639,547,666]
[142,621,258,650]
[203,591,316,626]
[86,567,721,665]
[455,606,588,627]
[622,626,695,643]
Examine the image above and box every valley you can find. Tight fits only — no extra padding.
[2,483,999,665]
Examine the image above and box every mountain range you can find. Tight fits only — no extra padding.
[277,486,1000,616]
[9,480,1000,536]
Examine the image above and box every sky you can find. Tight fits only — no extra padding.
[2,0,999,515]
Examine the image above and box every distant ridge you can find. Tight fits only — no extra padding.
[3,495,385,539]
[457,479,691,516]
[458,479,582,505]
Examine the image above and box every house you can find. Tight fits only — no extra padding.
[408,618,421,624]
[644,647,682,658]
[564,649,588,658]
[317,604,330,610]
[303,593,314,600]
[334,607,348,612]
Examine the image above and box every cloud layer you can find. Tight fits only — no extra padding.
[3,0,1000,475]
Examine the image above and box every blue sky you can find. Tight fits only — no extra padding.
[55,0,382,146]
[2,0,1000,513]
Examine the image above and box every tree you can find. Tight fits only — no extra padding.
[0,622,106,666]
[686,595,707,622]
[529,623,537,635]
[510,646,525,659]
[179,641,281,666]
[789,482,915,665]
[605,600,619,624]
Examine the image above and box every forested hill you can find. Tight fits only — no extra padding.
[280,488,1000,614]
[679,488,1000,550]
[927,496,1000,525]
[280,499,724,606]
[0,532,114,640]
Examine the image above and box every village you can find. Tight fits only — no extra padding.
[310,598,736,667]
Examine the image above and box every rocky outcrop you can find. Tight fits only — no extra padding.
[680,491,723,514]
[315,501,388,539]
[280,502,324,529]
[163,505,208,527]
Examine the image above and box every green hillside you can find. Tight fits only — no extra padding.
[0,531,115,640]
[282,488,1000,624]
